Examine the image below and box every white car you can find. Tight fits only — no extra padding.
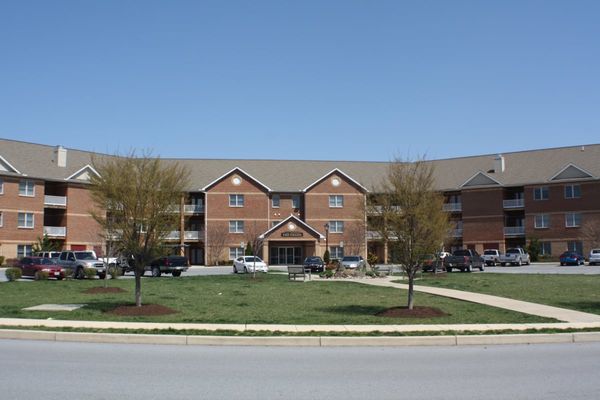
[341,255,366,269]
[233,256,269,273]
[589,249,600,266]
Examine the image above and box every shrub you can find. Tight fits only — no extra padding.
[34,270,50,280]
[108,266,121,279]
[319,270,334,279]
[0,256,5,266]
[84,267,97,279]
[367,252,378,266]
[5,267,22,281]
[323,250,331,265]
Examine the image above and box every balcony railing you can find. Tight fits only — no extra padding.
[443,203,462,212]
[183,204,204,214]
[164,230,203,241]
[451,228,463,237]
[504,226,525,236]
[44,195,67,207]
[503,199,525,209]
[44,226,66,238]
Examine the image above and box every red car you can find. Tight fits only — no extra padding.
[17,257,65,280]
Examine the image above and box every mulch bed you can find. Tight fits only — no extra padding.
[376,306,449,318]
[107,304,178,316]
[83,287,127,294]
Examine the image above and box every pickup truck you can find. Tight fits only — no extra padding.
[148,255,189,277]
[499,248,530,266]
[482,249,501,266]
[58,251,106,279]
[444,249,485,272]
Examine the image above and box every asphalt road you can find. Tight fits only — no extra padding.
[2,339,600,400]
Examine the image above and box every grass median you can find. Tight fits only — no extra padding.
[416,273,600,315]
[1,274,554,324]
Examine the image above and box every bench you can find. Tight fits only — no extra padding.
[287,265,311,281]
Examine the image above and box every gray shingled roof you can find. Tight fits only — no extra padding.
[1,138,599,192]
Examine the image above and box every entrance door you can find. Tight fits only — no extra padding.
[271,246,303,265]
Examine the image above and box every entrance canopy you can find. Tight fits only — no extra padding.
[259,215,325,241]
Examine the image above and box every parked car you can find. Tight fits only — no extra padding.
[444,249,485,272]
[559,252,585,266]
[17,257,65,280]
[35,251,61,259]
[341,255,366,269]
[588,249,600,266]
[499,248,530,266]
[233,256,269,273]
[482,249,501,266]
[148,255,189,277]
[58,251,106,279]
[420,254,442,272]
[303,256,325,272]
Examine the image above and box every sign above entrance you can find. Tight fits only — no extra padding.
[281,232,303,238]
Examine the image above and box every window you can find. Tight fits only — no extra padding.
[229,220,244,233]
[19,180,35,197]
[292,195,301,209]
[229,247,244,260]
[329,195,344,208]
[17,245,33,258]
[534,214,550,229]
[568,241,583,255]
[329,221,344,233]
[18,212,34,228]
[540,242,552,256]
[0,178,3,194]
[533,187,549,200]
[271,194,280,208]
[565,184,581,199]
[229,194,244,207]
[271,220,280,228]
[0,211,3,227]
[565,212,581,228]
[330,246,344,260]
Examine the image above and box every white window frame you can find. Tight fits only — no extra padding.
[271,194,280,208]
[534,214,550,229]
[564,184,581,199]
[271,220,280,228]
[17,244,33,258]
[19,180,35,197]
[330,246,344,260]
[540,242,552,256]
[0,211,3,227]
[533,187,549,201]
[0,178,3,194]
[229,247,244,260]
[329,195,344,208]
[229,194,244,207]
[18,212,35,229]
[229,220,244,233]
[329,220,344,233]
[565,212,581,228]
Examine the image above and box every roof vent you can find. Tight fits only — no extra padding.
[54,145,67,168]
[493,154,505,173]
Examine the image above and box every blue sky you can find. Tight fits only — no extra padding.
[1,0,599,161]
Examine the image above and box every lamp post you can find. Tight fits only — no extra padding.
[324,223,329,255]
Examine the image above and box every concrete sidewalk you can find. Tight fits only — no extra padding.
[346,277,600,323]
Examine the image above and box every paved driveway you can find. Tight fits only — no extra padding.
[484,262,600,275]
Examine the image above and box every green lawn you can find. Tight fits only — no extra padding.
[416,273,600,315]
[0,274,553,324]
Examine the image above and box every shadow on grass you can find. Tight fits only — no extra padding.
[319,305,386,316]
[557,301,600,314]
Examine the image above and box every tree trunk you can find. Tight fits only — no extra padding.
[407,274,415,310]
[135,268,142,307]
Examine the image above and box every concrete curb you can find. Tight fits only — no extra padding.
[2,328,600,347]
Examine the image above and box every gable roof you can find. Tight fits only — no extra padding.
[302,168,369,193]
[65,164,100,181]
[549,163,595,181]
[461,171,502,188]
[0,154,21,174]
[200,167,272,192]
[259,215,325,239]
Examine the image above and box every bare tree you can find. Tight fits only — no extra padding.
[206,223,229,266]
[245,221,265,279]
[376,157,451,310]
[582,220,600,249]
[344,221,367,260]
[90,153,190,307]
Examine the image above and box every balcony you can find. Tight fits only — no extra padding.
[503,199,525,209]
[451,228,463,238]
[443,203,462,212]
[504,226,525,236]
[184,204,204,214]
[44,195,67,207]
[44,226,66,238]
[164,230,203,241]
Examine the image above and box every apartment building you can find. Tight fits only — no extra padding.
[1,139,599,263]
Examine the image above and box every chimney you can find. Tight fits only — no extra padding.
[54,145,67,168]
[494,154,505,173]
